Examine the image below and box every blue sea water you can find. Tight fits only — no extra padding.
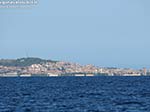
[0,76,150,112]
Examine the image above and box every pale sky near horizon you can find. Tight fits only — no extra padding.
[0,0,150,68]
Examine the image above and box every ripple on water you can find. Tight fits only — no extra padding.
[0,77,150,112]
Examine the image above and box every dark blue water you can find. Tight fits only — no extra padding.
[0,77,150,112]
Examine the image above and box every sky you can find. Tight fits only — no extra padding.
[0,0,150,68]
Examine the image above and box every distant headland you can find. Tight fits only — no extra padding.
[0,57,149,77]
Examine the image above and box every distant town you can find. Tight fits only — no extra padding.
[0,57,149,77]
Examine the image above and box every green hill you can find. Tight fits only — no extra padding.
[0,57,57,67]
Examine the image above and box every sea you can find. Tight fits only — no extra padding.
[0,76,150,112]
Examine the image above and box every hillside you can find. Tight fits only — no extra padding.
[0,57,57,67]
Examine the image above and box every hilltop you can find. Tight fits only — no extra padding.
[0,57,57,67]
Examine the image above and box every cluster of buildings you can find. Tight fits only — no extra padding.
[0,61,149,77]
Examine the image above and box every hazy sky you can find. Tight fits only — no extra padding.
[0,0,150,68]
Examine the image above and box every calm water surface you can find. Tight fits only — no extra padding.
[0,76,150,112]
